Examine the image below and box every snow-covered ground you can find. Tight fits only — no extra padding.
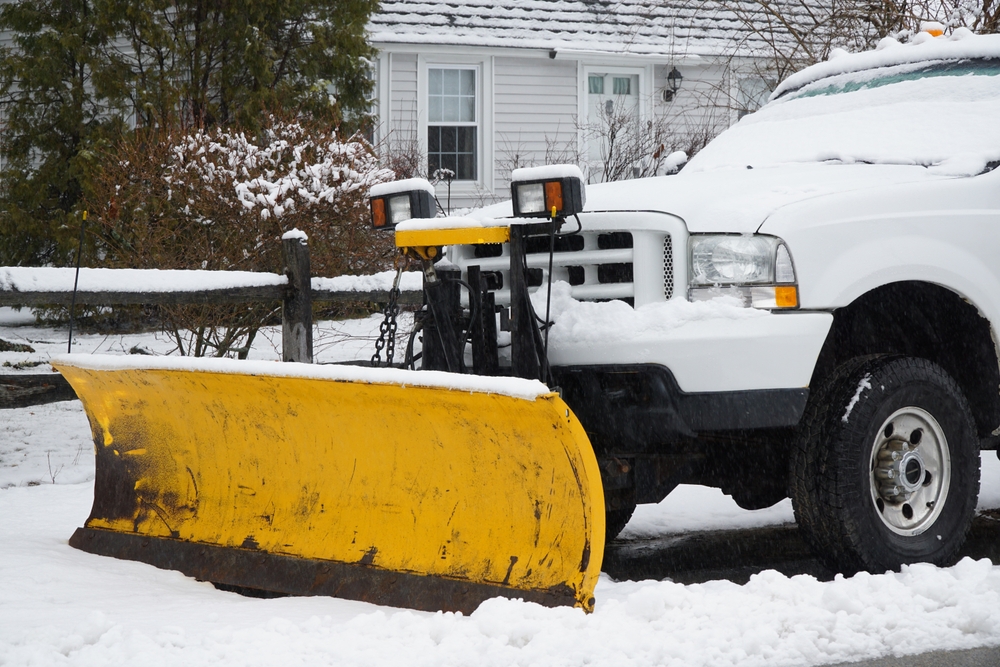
[4,307,1000,666]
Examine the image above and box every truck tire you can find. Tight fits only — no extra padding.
[791,355,882,563]
[791,356,979,574]
[605,504,636,542]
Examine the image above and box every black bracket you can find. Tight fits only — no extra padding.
[509,221,561,382]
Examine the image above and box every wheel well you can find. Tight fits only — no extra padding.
[811,281,1000,441]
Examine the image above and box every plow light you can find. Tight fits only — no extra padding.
[369,178,437,230]
[511,165,586,219]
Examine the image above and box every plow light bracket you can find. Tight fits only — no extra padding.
[510,165,586,219]
[369,178,437,230]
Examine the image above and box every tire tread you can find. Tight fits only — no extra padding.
[791,356,979,574]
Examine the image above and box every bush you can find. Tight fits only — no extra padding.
[86,115,395,356]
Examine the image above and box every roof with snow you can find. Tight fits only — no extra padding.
[368,0,798,59]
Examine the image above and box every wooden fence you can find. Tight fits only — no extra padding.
[0,236,422,408]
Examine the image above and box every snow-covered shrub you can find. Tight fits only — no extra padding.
[86,115,395,356]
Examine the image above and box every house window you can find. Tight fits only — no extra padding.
[428,68,477,181]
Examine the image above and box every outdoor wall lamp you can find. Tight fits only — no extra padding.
[662,66,683,102]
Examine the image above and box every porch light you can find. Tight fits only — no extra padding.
[510,164,586,219]
[663,67,683,102]
[369,178,437,230]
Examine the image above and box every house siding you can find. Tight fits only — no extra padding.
[653,62,733,150]
[493,56,578,193]
[374,46,748,208]
[389,53,419,145]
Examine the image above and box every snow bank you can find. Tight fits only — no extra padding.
[0,267,286,293]
[370,177,435,197]
[53,353,551,401]
[5,481,1000,666]
[624,487,794,539]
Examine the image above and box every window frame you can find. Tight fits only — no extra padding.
[426,66,479,181]
[417,56,493,193]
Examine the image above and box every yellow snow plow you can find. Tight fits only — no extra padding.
[59,170,606,613]
[56,358,603,612]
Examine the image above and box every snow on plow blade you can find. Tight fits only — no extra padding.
[53,355,604,613]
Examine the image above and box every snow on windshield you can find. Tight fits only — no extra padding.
[687,57,1000,176]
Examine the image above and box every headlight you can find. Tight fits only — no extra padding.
[688,234,798,309]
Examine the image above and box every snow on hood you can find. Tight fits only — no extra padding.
[689,35,1000,176]
[474,163,942,233]
[590,164,948,232]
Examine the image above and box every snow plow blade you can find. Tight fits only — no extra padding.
[54,356,604,613]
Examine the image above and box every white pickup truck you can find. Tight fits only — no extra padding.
[441,28,1000,575]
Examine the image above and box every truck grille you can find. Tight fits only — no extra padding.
[454,231,638,306]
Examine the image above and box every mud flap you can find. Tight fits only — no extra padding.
[54,356,604,613]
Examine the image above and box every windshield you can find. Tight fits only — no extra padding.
[686,58,1000,176]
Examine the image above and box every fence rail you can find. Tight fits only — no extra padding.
[0,235,423,382]
[0,285,423,307]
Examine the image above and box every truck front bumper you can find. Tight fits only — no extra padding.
[547,310,833,393]
[548,311,834,452]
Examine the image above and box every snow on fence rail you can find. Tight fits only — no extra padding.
[0,267,423,306]
[0,236,423,363]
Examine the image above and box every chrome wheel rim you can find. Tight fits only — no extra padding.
[869,406,950,536]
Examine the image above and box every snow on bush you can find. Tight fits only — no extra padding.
[86,116,396,356]
[165,120,394,233]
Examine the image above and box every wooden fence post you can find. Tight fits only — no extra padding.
[282,232,313,363]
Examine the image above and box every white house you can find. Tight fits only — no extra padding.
[368,0,785,209]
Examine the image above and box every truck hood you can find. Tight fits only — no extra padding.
[475,163,952,233]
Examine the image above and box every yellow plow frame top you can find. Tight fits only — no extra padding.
[55,355,604,613]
